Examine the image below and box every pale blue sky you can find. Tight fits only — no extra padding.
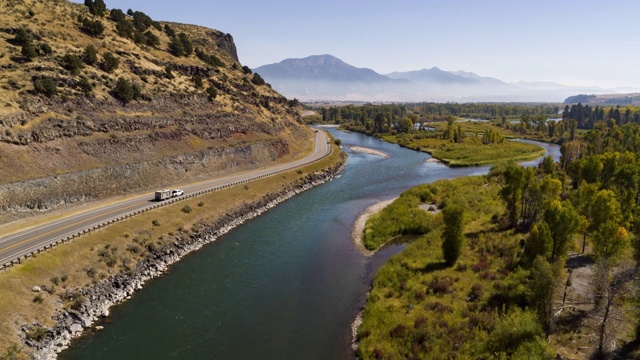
[73,0,639,88]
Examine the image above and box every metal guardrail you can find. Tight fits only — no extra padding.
[0,134,333,271]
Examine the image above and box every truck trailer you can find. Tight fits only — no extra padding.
[154,189,172,201]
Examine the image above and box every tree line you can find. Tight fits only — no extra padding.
[563,103,640,129]
[498,121,640,356]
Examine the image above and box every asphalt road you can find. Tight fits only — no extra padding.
[0,130,331,268]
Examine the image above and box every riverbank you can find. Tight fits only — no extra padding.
[26,161,345,359]
[351,198,397,256]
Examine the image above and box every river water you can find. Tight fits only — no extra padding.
[61,128,560,360]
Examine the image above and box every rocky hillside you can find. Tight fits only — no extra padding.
[0,0,309,223]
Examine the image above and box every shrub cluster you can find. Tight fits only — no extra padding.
[195,48,224,67]
[99,52,119,73]
[113,10,161,47]
[112,77,141,104]
[84,0,106,16]
[82,45,98,65]
[33,78,57,96]
[79,17,105,37]
[168,33,193,57]
[62,53,83,74]
[251,73,266,86]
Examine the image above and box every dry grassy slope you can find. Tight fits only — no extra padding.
[0,0,311,217]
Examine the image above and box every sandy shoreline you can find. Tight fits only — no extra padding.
[351,198,397,256]
[349,146,389,158]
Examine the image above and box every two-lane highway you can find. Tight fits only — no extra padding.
[0,130,331,268]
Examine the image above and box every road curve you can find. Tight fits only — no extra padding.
[0,130,332,268]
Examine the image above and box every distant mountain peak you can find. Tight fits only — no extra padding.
[254,54,391,82]
[254,54,614,102]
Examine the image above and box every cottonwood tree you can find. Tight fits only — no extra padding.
[543,200,579,263]
[499,163,526,227]
[528,256,560,334]
[442,203,465,266]
[521,174,561,230]
[591,223,631,356]
[523,222,552,266]
[570,182,598,253]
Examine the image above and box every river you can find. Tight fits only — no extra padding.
[60,128,560,360]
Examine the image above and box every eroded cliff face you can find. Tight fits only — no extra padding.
[0,0,309,223]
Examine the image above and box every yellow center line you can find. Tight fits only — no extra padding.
[0,201,143,254]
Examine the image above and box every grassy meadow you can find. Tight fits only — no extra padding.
[381,130,545,167]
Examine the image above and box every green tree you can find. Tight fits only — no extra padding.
[571,182,599,253]
[499,163,526,227]
[99,52,119,73]
[115,18,135,39]
[540,155,556,176]
[543,200,580,263]
[13,27,32,46]
[192,75,204,88]
[168,37,185,56]
[62,53,84,74]
[522,174,562,228]
[33,78,57,96]
[37,43,53,56]
[591,224,631,356]
[398,117,413,134]
[112,78,140,104]
[77,77,93,94]
[251,73,266,86]
[592,223,629,263]
[177,33,193,55]
[441,203,465,266]
[84,0,106,16]
[110,8,126,22]
[21,42,37,60]
[523,222,552,265]
[82,45,98,65]
[163,24,175,37]
[581,155,603,184]
[445,115,455,141]
[590,189,622,234]
[528,256,559,334]
[144,31,160,47]
[206,86,217,100]
[80,18,105,36]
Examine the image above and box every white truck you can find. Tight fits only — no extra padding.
[154,189,184,201]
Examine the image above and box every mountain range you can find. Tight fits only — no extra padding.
[254,55,630,103]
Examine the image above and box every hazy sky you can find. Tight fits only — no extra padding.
[73,0,640,88]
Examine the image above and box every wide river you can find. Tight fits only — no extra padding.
[61,128,560,360]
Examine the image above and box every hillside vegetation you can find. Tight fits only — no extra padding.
[0,0,308,223]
